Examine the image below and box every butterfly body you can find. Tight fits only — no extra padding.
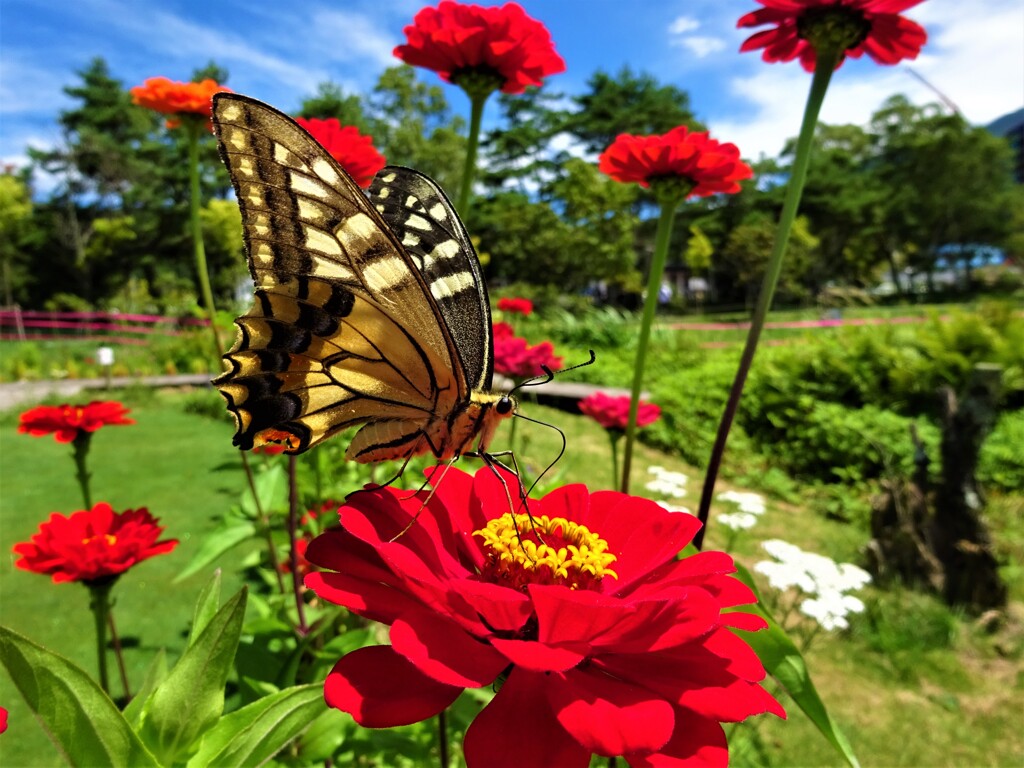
[212,93,515,462]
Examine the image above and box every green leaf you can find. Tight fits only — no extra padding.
[0,626,159,768]
[137,586,248,766]
[173,519,256,583]
[241,463,288,518]
[188,570,223,646]
[731,563,861,768]
[123,649,167,729]
[186,684,324,768]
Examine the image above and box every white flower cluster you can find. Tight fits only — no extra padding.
[716,489,767,531]
[645,466,688,498]
[717,490,766,515]
[755,539,872,631]
[655,500,693,516]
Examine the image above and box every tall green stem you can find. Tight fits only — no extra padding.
[693,54,837,550]
[437,709,450,768]
[620,203,678,493]
[88,581,114,695]
[608,433,621,491]
[71,432,93,509]
[186,122,224,360]
[287,456,308,635]
[457,94,487,215]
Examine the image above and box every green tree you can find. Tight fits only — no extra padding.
[472,159,639,291]
[298,81,370,131]
[684,224,714,273]
[569,67,701,154]
[719,214,819,305]
[368,66,466,190]
[0,172,40,305]
[871,96,1017,291]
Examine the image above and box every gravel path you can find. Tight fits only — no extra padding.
[0,374,214,412]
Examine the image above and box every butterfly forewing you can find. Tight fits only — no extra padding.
[369,168,494,391]
[212,93,471,455]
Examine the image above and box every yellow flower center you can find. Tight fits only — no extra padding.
[83,534,117,547]
[475,513,618,591]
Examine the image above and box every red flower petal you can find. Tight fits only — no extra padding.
[599,127,752,196]
[626,708,728,768]
[309,467,783,765]
[395,2,565,95]
[463,669,591,768]
[737,0,927,71]
[391,608,508,687]
[549,666,674,757]
[293,117,386,188]
[489,636,586,672]
[11,502,177,584]
[581,490,701,592]
[325,645,461,727]
[18,401,134,443]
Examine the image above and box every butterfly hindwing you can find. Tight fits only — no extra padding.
[212,93,473,456]
[369,168,494,391]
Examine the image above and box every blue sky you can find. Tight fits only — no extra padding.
[2,0,1022,188]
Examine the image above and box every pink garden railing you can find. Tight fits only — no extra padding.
[0,307,209,346]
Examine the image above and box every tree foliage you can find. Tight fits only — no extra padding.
[10,55,1018,313]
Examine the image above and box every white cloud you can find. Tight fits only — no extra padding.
[667,13,726,60]
[668,16,700,36]
[677,36,727,59]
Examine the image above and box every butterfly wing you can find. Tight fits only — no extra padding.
[368,167,494,391]
[211,93,470,458]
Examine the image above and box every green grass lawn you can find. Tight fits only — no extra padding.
[1,388,1021,766]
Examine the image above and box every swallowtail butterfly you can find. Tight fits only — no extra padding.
[211,93,515,463]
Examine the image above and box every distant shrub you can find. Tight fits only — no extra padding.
[978,409,1024,493]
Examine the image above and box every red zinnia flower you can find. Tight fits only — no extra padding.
[18,401,134,444]
[493,323,562,379]
[306,468,783,767]
[130,77,232,128]
[13,503,178,584]
[599,127,753,198]
[497,296,534,316]
[738,0,927,72]
[294,118,386,188]
[0,706,7,734]
[579,392,661,433]
[394,2,566,96]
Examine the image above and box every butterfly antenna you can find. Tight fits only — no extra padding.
[511,411,568,500]
[507,350,597,397]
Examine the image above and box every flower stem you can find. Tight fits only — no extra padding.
[437,709,450,768]
[457,94,487,215]
[693,53,837,550]
[608,432,620,491]
[287,455,308,635]
[71,432,93,509]
[107,611,131,700]
[243,451,285,593]
[620,202,678,493]
[88,581,113,695]
[186,121,224,361]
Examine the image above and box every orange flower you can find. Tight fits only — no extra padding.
[130,77,232,128]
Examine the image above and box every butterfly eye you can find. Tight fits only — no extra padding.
[496,396,515,416]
